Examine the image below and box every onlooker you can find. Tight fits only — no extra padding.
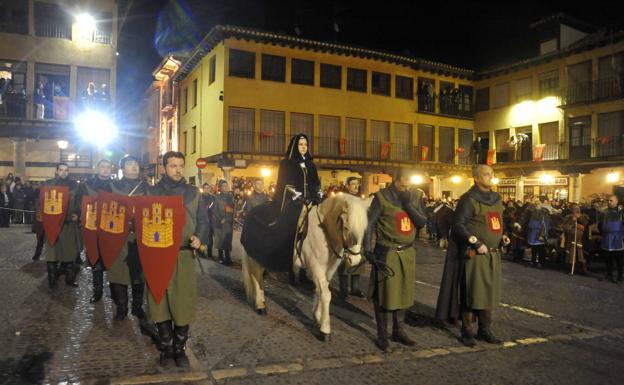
[0,184,12,227]
[34,82,45,119]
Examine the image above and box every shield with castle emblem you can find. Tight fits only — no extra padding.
[81,194,100,265]
[133,195,186,304]
[40,185,70,246]
[97,192,133,269]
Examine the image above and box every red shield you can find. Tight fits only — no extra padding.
[395,211,413,235]
[40,185,69,245]
[486,211,503,234]
[81,195,100,265]
[133,195,186,304]
[97,192,133,269]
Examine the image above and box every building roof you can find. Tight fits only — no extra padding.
[174,25,476,82]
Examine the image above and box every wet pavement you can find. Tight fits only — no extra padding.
[1,225,624,385]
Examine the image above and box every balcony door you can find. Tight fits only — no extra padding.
[568,116,591,160]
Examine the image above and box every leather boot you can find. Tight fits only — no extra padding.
[391,310,415,346]
[173,324,190,368]
[218,249,224,264]
[46,262,58,289]
[156,321,175,367]
[110,283,128,321]
[90,268,103,303]
[373,302,390,352]
[64,262,78,287]
[222,250,233,266]
[338,275,349,299]
[131,283,147,319]
[476,310,501,344]
[350,275,366,298]
[461,311,477,347]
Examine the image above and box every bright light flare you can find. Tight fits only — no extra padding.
[450,175,461,184]
[492,177,500,185]
[606,172,620,183]
[56,140,68,150]
[260,168,271,177]
[540,174,555,185]
[410,175,423,185]
[74,110,118,146]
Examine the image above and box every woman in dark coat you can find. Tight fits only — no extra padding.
[273,133,321,211]
[241,133,321,273]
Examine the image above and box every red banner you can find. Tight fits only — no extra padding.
[455,147,465,154]
[97,192,132,269]
[53,96,71,120]
[260,131,273,140]
[81,195,100,266]
[486,149,496,165]
[533,144,546,162]
[133,196,186,304]
[379,142,391,160]
[339,138,347,156]
[421,145,430,161]
[40,185,69,246]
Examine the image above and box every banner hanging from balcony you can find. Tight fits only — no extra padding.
[597,136,611,145]
[421,145,429,161]
[97,192,133,270]
[40,185,70,246]
[133,195,186,304]
[533,144,546,162]
[455,147,465,154]
[380,142,391,160]
[339,138,347,156]
[260,131,273,140]
[486,149,495,166]
[53,96,71,120]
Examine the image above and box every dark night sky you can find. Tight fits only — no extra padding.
[116,0,623,130]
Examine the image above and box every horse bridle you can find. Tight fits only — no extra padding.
[314,204,361,260]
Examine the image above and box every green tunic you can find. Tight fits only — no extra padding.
[107,179,145,285]
[463,197,504,310]
[147,188,200,326]
[369,189,421,311]
[43,179,81,263]
[212,193,234,250]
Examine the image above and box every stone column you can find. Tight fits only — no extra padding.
[13,138,26,177]
[571,173,583,203]
[431,175,441,199]
[221,167,232,183]
[516,177,525,202]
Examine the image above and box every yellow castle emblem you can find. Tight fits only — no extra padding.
[400,216,412,232]
[99,201,126,234]
[43,189,63,215]
[142,203,174,248]
[85,202,98,230]
[490,216,501,230]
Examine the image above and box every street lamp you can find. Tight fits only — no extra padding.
[74,109,118,146]
[450,175,461,184]
[260,168,271,177]
[76,13,96,40]
[492,177,500,185]
[606,172,620,183]
[410,175,423,185]
[56,140,68,150]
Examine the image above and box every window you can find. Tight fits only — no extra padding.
[291,113,314,149]
[77,66,111,108]
[568,116,591,160]
[291,58,314,85]
[34,1,71,39]
[597,111,624,157]
[494,128,511,162]
[439,81,454,114]
[475,87,490,112]
[515,78,532,102]
[192,79,197,107]
[347,68,367,92]
[345,118,366,157]
[493,83,510,109]
[395,75,413,100]
[393,122,412,161]
[372,72,390,96]
[181,131,187,154]
[261,54,285,82]
[0,0,28,34]
[371,120,390,159]
[458,85,473,116]
[183,88,188,114]
[0,60,27,118]
[458,128,473,165]
[539,70,559,97]
[229,49,255,78]
[209,56,216,84]
[598,53,624,99]
[318,115,340,155]
[320,63,341,89]
[35,63,70,119]
[566,61,592,104]
[260,110,285,154]
[228,107,254,152]
[191,126,197,154]
[418,124,434,161]
[92,12,113,44]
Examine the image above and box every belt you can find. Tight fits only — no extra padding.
[396,244,413,251]
[179,246,194,251]
[488,247,500,252]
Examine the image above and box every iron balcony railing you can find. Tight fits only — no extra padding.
[494,143,569,163]
[560,77,624,106]
[594,135,624,158]
[227,130,450,163]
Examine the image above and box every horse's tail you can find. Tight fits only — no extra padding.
[241,251,254,304]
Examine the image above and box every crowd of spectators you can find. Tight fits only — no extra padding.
[0,173,41,226]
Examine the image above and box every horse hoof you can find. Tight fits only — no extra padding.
[320,332,331,342]
[256,308,267,316]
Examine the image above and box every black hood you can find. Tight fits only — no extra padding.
[158,174,187,191]
[466,184,500,206]
[285,133,313,161]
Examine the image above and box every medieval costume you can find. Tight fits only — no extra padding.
[598,206,624,282]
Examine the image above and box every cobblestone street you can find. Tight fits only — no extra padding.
[1,225,624,385]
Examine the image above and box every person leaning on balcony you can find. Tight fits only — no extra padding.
[147,151,210,368]
[34,82,45,119]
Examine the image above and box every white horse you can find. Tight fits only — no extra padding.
[241,194,369,341]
